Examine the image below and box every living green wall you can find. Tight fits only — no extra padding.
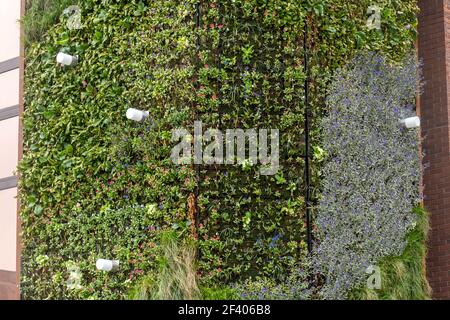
[20,0,420,299]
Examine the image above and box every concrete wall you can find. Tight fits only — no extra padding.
[0,0,22,300]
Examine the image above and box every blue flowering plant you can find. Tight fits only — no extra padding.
[313,52,423,299]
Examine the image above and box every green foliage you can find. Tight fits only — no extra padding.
[23,0,81,45]
[21,0,197,299]
[21,205,164,299]
[194,0,309,286]
[200,286,240,300]
[232,267,312,300]
[349,206,431,300]
[20,0,419,299]
[128,232,201,300]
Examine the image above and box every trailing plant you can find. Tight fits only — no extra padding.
[314,52,422,300]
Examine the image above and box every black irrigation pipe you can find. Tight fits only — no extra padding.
[194,1,201,234]
[196,195,302,201]
[304,17,313,254]
[217,1,223,129]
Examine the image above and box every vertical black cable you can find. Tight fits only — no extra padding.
[304,17,312,254]
[194,1,201,233]
[217,1,223,129]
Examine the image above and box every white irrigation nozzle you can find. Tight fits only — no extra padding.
[96,259,120,272]
[400,116,421,129]
[56,52,78,66]
[126,108,150,122]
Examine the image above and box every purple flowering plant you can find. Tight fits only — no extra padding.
[313,52,422,299]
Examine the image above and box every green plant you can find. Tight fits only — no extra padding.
[21,0,197,299]
[232,267,312,300]
[128,232,200,300]
[22,0,81,45]
[314,52,422,299]
[349,206,431,300]
[200,286,240,300]
[20,204,167,299]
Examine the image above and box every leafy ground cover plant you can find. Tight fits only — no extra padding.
[232,267,312,300]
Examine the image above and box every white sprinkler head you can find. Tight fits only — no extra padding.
[400,116,421,129]
[56,52,78,66]
[96,259,120,272]
[126,108,150,122]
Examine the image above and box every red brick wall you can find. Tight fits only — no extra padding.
[419,0,450,299]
